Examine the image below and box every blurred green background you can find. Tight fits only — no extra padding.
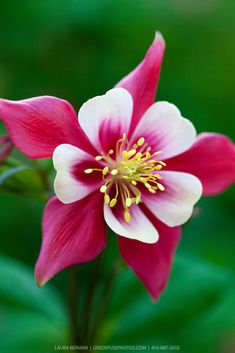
[0,0,235,352]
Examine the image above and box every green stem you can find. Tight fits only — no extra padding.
[84,255,103,343]
[68,254,121,347]
[68,267,80,345]
[90,260,121,344]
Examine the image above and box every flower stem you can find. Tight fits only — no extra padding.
[84,255,103,343]
[90,260,121,344]
[68,256,121,346]
[68,267,80,345]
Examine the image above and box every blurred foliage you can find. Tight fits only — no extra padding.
[0,0,235,352]
[0,256,68,353]
[105,255,235,353]
[0,158,45,200]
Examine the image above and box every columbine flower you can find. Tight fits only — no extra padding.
[0,33,234,299]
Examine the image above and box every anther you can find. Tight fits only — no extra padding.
[136,152,142,159]
[137,137,145,146]
[153,151,162,156]
[127,149,136,158]
[124,211,131,222]
[100,185,107,193]
[84,169,93,174]
[157,183,165,191]
[104,194,110,204]
[155,173,162,179]
[126,198,132,207]
[95,156,103,161]
[158,161,166,166]
[111,169,118,176]
[102,167,109,175]
[136,195,141,204]
[110,198,117,207]
[148,188,156,194]
[122,151,128,159]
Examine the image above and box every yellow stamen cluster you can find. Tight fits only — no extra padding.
[84,134,166,222]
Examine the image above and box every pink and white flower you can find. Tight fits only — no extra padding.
[0,32,234,299]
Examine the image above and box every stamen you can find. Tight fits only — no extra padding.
[155,173,162,179]
[103,167,109,175]
[110,198,117,207]
[118,133,127,155]
[85,134,166,222]
[100,185,107,193]
[157,183,165,191]
[148,188,156,194]
[127,149,136,158]
[122,150,128,159]
[111,169,118,176]
[84,168,93,174]
[158,161,166,166]
[152,151,162,156]
[95,155,103,161]
[104,194,110,204]
[136,195,141,204]
[124,211,131,222]
[137,137,145,146]
[155,165,162,170]
[126,198,132,207]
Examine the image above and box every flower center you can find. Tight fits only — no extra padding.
[84,134,166,222]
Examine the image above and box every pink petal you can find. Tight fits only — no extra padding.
[0,96,94,159]
[130,101,196,160]
[165,133,235,195]
[0,135,14,163]
[78,88,133,153]
[104,202,159,243]
[142,171,202,227]
[119,207,181,300]
[116,32,165,134]
[53,144,102,204]
[35,193,107,286]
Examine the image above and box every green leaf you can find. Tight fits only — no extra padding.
[0,309,67,353]
[0,165,28,184]
[0,256,65,319]
[0,164,45,199]
[0,256,69,353]
[99,254,235,353]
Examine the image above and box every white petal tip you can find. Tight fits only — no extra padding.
[145,235,159,244]
[54,176,78,204]
[119,233,159,244]
[106,87,133,100]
